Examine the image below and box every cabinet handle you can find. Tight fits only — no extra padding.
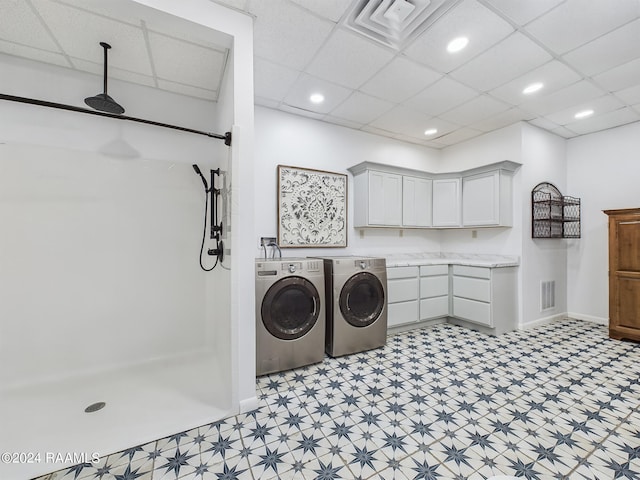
[619,221,640,225]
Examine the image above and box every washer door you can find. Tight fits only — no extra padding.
[261,276,320,340]
[339,272,385,327]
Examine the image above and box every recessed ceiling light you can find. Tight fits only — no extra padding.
[309,93,325,104]
[523,82,544,95]
[447,36,469,53]
[424,128,438,136]
[574,109,594,119]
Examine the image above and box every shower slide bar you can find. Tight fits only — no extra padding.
[0,93,232,146]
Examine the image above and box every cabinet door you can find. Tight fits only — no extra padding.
[403,176,432,227]
[463,171,500,226]
[368,171,402,226]
[432,178,461,227]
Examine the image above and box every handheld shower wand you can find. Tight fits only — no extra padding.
[192,164,209,191]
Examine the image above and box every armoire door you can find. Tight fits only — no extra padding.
[605,208,640,341]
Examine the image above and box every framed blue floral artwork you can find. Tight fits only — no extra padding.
[277,165,347,248]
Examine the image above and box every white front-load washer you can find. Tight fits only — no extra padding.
[255,258,325,376]
[318,256,387,357]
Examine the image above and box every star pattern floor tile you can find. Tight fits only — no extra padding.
[34,319,640,480]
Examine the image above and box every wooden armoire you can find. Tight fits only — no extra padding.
[604,208,640,341]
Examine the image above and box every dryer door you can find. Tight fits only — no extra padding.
[339,272,385,327]
[261,276,320,340]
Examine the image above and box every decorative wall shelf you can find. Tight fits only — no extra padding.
[532,182,581,238]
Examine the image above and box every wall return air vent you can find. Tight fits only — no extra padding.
[343,0,463,50]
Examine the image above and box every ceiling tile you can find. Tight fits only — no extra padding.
[527,116,561,132]
[148,32,226,91]
[405,77,478,117]
[330,91,393,124]
[450,32,552,91]
[360,57,442,103]
[404,0,514,73]
[30,0,152,75]
[279,103,325,120]
[156,79,217,101]
[615,85,640,105]
[593,58,640,93]
[470,107,535,132]
[71,57,156,87]
[525,0,640,54]
[439,94,510,125]
[323,115,365,130]
[306,29,395,89]
[489,60,582,106]
[288,0,350,22]
[255,96,281,109]
[0,41,69,68]
[519,80,606,116]
[544,94,625,126]
[550,125,579,138]
[369,105,437,138]
[207,0,249,11]
[564,107,640,135]
[282,73,352,114]
[481,0,564,26]
[0,0,59,51]
[254,57,300,101]
[563,19,640,77]
[248,0,334,70]
[435,127,484,146]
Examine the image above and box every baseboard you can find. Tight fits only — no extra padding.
[520,313,567,330]
[567,312,609,326]
[239,396,259,414]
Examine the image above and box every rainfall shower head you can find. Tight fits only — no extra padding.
[84,42,125,115]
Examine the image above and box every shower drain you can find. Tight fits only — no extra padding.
[84,402,106,413]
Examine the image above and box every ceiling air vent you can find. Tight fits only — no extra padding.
[343,0,463,50]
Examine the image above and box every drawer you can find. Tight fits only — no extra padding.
[420,296,449,320]
[420,264,449,276]
[388,277,419,303]
[420,275,449,298]
[452,265,491,279]
[387,300,419,327]
[453,276,490,302]
[453,297,492,326]
[387,266,419,279]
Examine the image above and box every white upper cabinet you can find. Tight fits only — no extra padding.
[462,170,514,227]
[403,176,432,227]
[353,169,402,227]
[432,178,461,227]
[348,161,520,229]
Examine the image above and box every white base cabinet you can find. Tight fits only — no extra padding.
[450,265,517,334]
[387,266,419,327]
[419,265,449,320]
[387,263,518,334]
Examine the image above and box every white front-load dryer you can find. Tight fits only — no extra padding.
[319,256,387,357]
[255,258,325,376]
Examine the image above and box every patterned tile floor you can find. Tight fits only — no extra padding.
[37,319,640,480]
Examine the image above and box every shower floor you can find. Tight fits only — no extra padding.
[0,351,230,480]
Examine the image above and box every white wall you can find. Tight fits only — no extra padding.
[520,123,568,326]
[567,121,640,323]
[254,107,442,258]
[439,124,524,256]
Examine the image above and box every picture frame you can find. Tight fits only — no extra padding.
[277,165,347,248]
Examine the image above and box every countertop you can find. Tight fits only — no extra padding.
[379,252,520,268]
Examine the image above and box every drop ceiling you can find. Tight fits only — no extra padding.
[1,0,640,148]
